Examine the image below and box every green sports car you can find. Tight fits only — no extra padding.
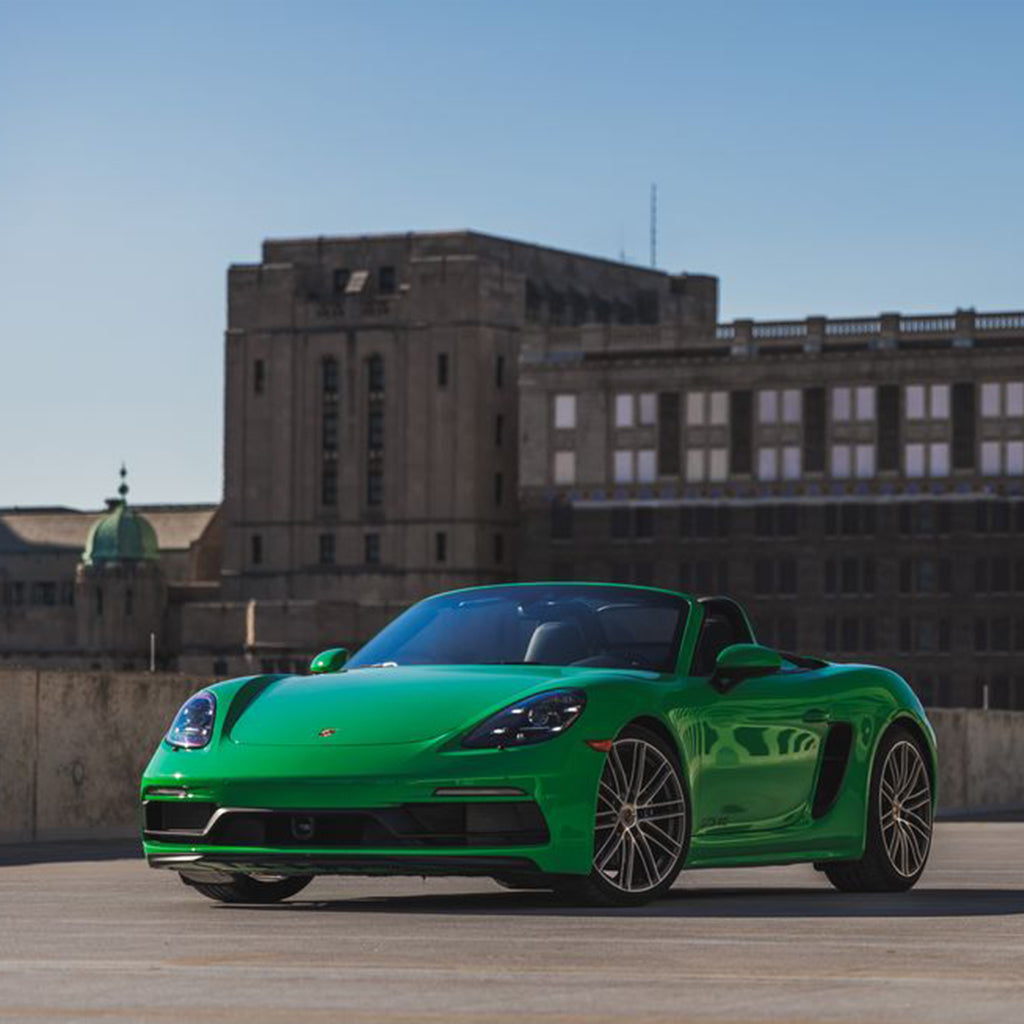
[142,583,937,906]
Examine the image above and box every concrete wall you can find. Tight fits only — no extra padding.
[0,668,1021,844]
[930,708,1024,813]
[0,669,207,843]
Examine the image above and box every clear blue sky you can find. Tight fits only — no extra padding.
[1,0,1021,508]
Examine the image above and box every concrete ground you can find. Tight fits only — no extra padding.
[1,823,1022,1024]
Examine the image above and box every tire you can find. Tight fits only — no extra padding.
[823,725,933,893]
[554,724,690,907]
[181,872,313,904]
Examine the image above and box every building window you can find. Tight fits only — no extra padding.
[333,268,350,292]
[908,382,951,419]
[782,446,801,480]
[638,393,657,425]
[495,354,505,389]
[636,449,656,483]
[687,392,706,426]
[615,393,635,428]
[981,440,1024,476]
[906,385,926,419]
[124,588,133,617]
[782,389,802,424]
[550,500,573,539]
[367,466,383,506]
[368,409,384,451]
[930,442,950,477]
[364,533,380,565]
[855,386,875,421]
[553,450,576,485]
[687,390,728,426]
[494,472,503,505]
[981,382,1002,417]
[614,450,635,483]
[634,507,654,538]
[319,533,335,565]
[709,391,728,425]
[322,462,338,505]
[322,356,338,394]
[367,355,385,392]
[757,445,800,481]
[758,390,779,424]
[435,531,447,563]
[855,444,876,478]
[437,352,449,388]
[494,414,504,447]
[832,387,851,422]
[611,508,630,539]
[1009,382,1024,416]
[757,447,778,481]
[254,359,265,395]
[378,265,396,294]
[322,408,338,451]
[493,532,504,565]
[685,448,728,482]
[830,444,852,479]
[251,534,263,565]
[554,394,577,429]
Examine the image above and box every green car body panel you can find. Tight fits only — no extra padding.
[141,582,937,879]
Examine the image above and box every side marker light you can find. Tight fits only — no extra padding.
[586,739,614,752]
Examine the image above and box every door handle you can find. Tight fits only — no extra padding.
[802,708,829,724]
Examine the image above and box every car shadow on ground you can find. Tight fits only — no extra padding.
[225,885,1024,919]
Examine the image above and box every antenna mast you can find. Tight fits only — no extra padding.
[649,183,657,268]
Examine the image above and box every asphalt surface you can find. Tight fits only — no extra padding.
[1,823,1022,1024]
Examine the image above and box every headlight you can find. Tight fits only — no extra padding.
[166,691,217,749]
[462,689,586,749]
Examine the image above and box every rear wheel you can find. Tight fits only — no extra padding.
[555,724,689,907]
[823,726,933,892]
[181,872,313,904]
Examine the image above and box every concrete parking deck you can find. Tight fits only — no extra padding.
[1,823,1022,1023]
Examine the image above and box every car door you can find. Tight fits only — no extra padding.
[687,600,829,838]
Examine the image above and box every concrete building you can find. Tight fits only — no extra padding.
[518,309,1024,709]
[2,230,1021,706]
[0,468,220,670]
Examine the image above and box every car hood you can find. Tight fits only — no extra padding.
[226,664,599,747]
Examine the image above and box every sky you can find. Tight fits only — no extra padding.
[1,0,1022,508]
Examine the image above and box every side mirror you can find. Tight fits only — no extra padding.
[309,647,349,675]
[712,643,781,689]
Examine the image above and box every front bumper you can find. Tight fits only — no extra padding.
[141,734,603,877]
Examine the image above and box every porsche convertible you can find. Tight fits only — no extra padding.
[142,583,937,906]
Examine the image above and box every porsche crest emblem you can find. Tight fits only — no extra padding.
[318,727,337,738]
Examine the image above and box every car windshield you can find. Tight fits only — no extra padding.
[347,584,689,672]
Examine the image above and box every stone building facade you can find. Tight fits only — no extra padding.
[0,470,221,671]
[518,309,1024,709]
[2,230,1021,705]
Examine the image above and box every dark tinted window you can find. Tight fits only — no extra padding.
[348,585,689,672]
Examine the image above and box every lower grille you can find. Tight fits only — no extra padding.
[144,800,549,848]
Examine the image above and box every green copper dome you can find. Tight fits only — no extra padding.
[82,466,160,566]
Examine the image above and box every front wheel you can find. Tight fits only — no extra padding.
[181,872,313,904]
[823,726,933,892]
[555,724,690,907]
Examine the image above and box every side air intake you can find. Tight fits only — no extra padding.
[812,722,854,819]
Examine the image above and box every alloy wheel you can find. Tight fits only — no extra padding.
[879,739,932,878]
[594,737,686,893]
